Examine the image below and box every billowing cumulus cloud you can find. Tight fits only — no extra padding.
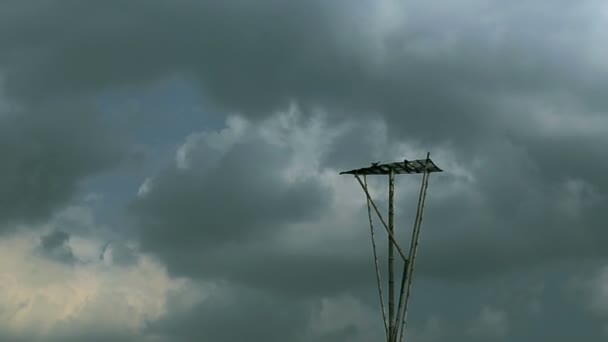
[127,107,608,340]
[130,110,338,289]
[0,230,186,342]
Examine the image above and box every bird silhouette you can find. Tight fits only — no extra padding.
[371,161,380,167]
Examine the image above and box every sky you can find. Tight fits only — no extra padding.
[1,0,608,341]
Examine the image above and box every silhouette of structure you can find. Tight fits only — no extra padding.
[339,153,442,342]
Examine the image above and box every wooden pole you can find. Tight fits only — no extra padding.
[398,153,432,342]
[364,176,389,339]
[394,155,429,338]
[354,175,408,263]
[388,168,395,342]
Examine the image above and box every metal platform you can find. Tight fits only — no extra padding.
[339,158,443,175]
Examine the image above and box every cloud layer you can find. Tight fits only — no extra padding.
[1,0,608,340]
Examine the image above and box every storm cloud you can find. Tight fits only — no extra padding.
[0,100,127,229]
[1,0,608,340]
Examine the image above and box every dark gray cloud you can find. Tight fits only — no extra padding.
[140,261,608,342]
[37,230,76,264]
[99,240,139,266]
[0,100,127,230]
[130,129,334,281]
[148,284,313,342]
[1,0,604,145]
[125,110,608,341]
[1,0,608,341]
[110,242,139,266]
[0,331,146,342]
[410,137,608,279]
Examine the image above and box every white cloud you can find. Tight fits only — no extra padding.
[83,192,103,204]
[585,266,608,316]
[309,294,383,342]
[0,212,193,340]
[174,114,249,171]
[467,305,509,339]
[137,177,154,198]
[555,178,603,220]
[407,315,444,342]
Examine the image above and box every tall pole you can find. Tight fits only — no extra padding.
[388,168,395,342]
[364,176,389,339]
[398,153,432,342]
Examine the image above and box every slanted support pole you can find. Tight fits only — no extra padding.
[388,168,396,342]
[354,175,408,263]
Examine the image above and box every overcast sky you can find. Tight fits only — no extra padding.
[1,1,608,341]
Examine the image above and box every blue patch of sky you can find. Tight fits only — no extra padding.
[78,77,226,230]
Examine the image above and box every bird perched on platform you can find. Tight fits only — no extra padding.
[371,161,380,166]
